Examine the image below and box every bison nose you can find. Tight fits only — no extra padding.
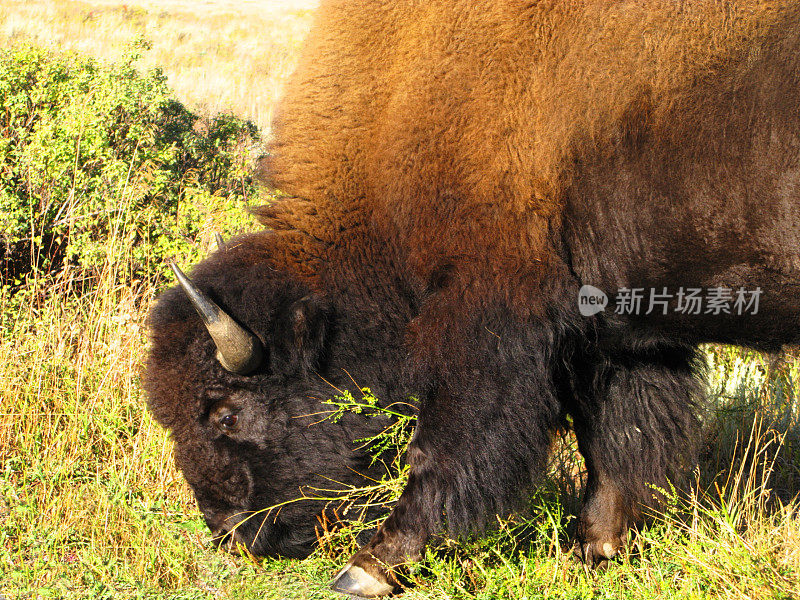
[210,523,248,553]
[205,512,247,551]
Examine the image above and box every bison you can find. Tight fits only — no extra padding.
[144,0,800,596]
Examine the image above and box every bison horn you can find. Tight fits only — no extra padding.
[214,233,225,250]
[169,262,264,374]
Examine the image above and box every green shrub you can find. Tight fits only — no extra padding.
[0,40,261,287]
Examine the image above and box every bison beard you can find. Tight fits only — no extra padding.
[144,0,800,597]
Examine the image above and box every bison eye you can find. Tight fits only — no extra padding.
[218,413,239,431]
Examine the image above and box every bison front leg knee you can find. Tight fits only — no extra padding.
[569,346,702,566]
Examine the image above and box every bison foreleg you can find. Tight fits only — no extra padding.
[570,345,702,565]
[333,356,561,596]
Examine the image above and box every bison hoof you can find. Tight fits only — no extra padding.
[331,563,397,598]
[575,539,621,568]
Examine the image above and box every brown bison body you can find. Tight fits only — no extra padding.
[145,1,800,596]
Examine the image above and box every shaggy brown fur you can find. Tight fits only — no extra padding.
[260,0,800,592]
[265,0,793,281]
[146,0,800,596]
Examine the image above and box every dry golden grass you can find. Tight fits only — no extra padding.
[0,0,316,132]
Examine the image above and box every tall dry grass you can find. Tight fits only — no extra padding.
[0,250,199,593]
[0,0,315,133]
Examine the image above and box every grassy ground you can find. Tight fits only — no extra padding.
[1,2,799,599]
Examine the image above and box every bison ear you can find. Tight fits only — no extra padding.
[272,295,330,374]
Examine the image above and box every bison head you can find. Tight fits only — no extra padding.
[143,232,407,558]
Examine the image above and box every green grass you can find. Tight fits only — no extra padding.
[0,2,799,598]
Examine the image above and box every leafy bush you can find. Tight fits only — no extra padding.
[0,40,261,287]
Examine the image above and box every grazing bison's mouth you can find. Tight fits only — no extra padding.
[206,510,319,559]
